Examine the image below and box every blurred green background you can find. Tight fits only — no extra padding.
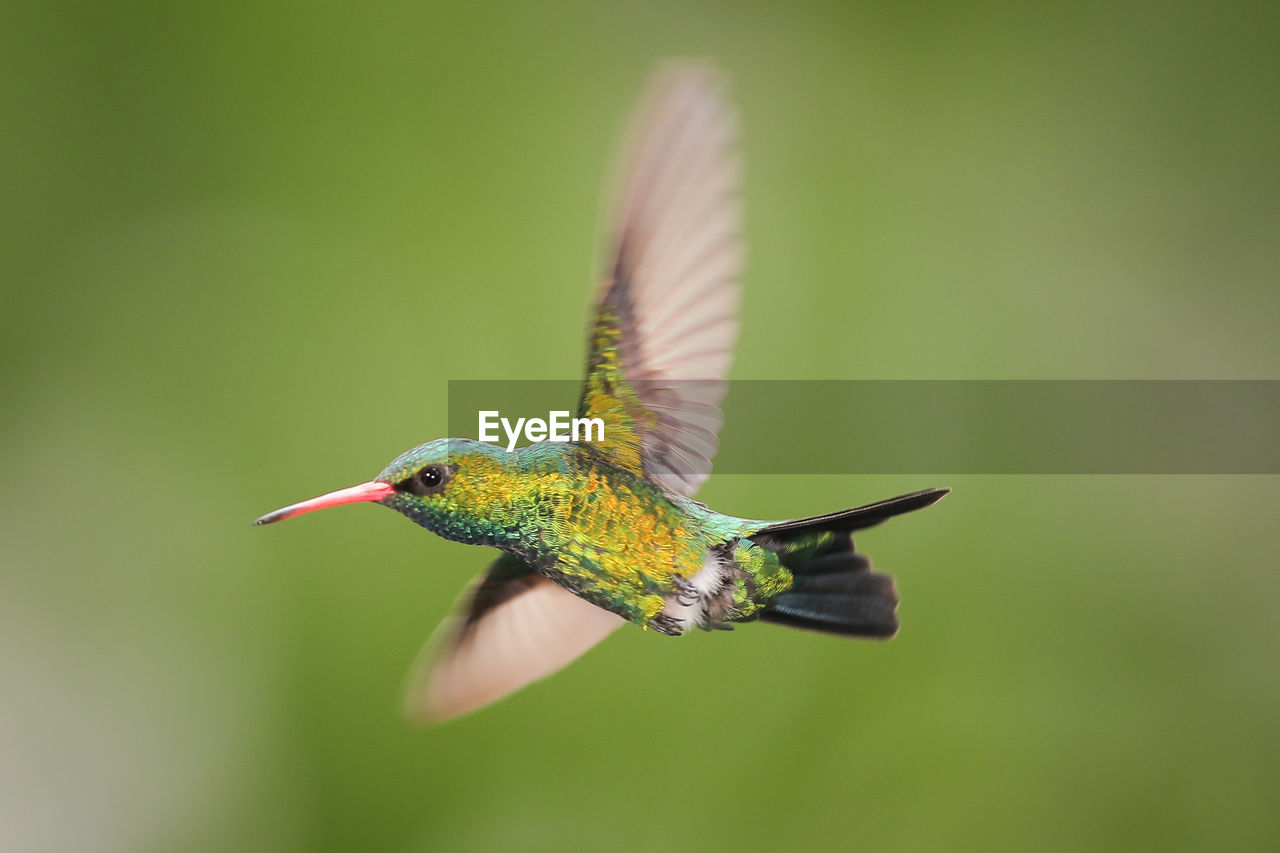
[3,1,1278,851]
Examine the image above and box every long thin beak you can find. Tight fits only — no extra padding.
[254,481,397,526]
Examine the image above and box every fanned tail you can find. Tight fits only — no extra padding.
[751,488,948,638]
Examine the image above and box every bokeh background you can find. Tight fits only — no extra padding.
[3,1,1278,850]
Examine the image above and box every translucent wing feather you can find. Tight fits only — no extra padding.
[578,64,743,496]
[403,554,624,723]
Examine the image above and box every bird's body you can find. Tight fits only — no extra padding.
[257,65,948,721]
[378,439,788,633]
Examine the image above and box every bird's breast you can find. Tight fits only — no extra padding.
[537,468,710,623]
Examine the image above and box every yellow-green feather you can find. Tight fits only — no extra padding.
[381,439,801,628]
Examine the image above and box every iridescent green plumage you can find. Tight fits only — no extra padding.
[375,439,798,627]
[373,437,943,635]
[256,65,948,721]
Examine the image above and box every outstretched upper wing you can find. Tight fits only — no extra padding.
[403,554,624,723]
[577,65,743,497]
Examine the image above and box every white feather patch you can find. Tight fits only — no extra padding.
[657,549,733,634]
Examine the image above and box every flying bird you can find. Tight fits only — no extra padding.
[256,65,948,722]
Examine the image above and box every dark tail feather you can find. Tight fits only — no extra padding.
[760,552,900,638]
[755,488,948,639]
[753,488,949,540]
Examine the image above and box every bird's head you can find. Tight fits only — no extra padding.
[254,438,524,546]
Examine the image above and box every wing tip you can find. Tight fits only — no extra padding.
[401,687,468,727]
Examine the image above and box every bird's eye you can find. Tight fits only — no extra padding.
[418,465,443,489]
[397,463,453,496]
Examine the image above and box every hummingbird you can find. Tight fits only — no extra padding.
[256,65,948,722]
